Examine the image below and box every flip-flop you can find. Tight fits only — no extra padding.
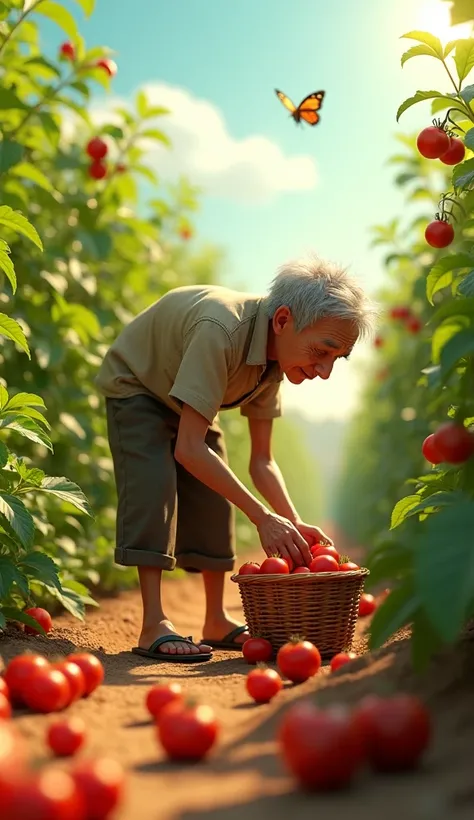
[201,624,249,650]
[131,634,213,663]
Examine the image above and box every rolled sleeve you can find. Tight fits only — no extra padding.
[169,320,233,424]
[240,380,282,419]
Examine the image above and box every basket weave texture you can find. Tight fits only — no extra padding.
[231,569,369,658]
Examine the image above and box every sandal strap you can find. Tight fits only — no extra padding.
[147,634,195,653]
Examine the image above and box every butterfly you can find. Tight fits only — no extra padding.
[275,89,325,126]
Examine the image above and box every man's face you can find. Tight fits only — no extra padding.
[268,308,358,384]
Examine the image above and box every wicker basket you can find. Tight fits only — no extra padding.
[231,568,369,658]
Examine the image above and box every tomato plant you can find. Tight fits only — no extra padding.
[245,665,282,703]
[279,702,363,790]
[276,638,321,682]
[146,682,183,719]
[156,702,219,760]
[47,718,86,757]
[242,637,273,664]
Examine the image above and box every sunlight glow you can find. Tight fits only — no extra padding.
[415,0,472,42]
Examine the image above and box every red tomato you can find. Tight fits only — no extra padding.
[309,555,339,573]
[237,561,260,575]
[0,693,12,719]
[0,678,9,699]
[330,652,357,672]
[246,666,282,703]
[339,561,360,571]
[23,668,71,714]
[51,661,86,704]
[422,433,443,465]
[292,566,311,574]
[406,316,422,334]
[279,702,364,790]
[157,702,219,760]
[432,421,474,464]
[439,136,465,165]
[24,607,53,635]
[310,544,340,561]
[96,58,118,77]
[259,557,290,575]
[86,137,108,161]
[358,593,376,617]
[67,653,104,696]
[416,125,450,158]
[277,639,321,683]
[242,637,273,664]
[352,694,431,771]
[390,305,411,320]
[47,718,86,757]
[4,768,85,820]
[59,41,76,61]
[425,219,454,248]
[4,653,49,704]
[146,683,183,719]
[70,758,124,819]
[88,161,107,180]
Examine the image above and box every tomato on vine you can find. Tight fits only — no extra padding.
[425,218,454,248]
[421,433,443,465]
[59,41,76,61]
[432,422,474,464]
[439,137,465,166]
[416,125,450,159]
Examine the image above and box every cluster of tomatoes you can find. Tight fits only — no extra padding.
[59,41,118,78]
[373,304,423,349]
[422,421,474,466]
[0,650,125,819]
[416,124,466,250]
[84,137,127,182]
[238,540,361,576]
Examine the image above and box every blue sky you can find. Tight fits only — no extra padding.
[41,0,471,420]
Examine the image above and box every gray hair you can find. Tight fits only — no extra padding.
[262,255,378,338]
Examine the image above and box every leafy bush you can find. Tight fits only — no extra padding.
[335,13,474,667]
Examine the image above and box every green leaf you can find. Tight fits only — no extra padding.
[454,39,474,83]
[0,415,52,450]
[431,296,474,325]
[72,0,95,15]
[396,90,453,121]
[390,494,422,529]
[0,441,8,467]
[0,556,29,598]
[415,502,474,642]
[440,328,474,378]
[444,0,474,25]
[47,585,85,620]
[400,30,444,58]
[136,89,149,118]
[0,313,30,356]
[20,551,61,591]
[368,583,420,650]
[391,491,465,528]
[411,610,444,672]
[461,84,474,104]
[365,544,413,588]
[0,206,43,249]
[143,106,170,118]
[453,158,474,191]
[0,607,47,635]
[444,39,459,58]
[6,392,46,411]
[140,128,171,146]
[11,162,55,193]
[465,128,474,151]
[0,493,34,548]
[458,270,474,296]
[133,164,158,183]
[34,1,78,40]
[0,88,28,111]
[0,139,24,173]
[0,239,16,292]
[37,476,93,517]
[401,44,441,67]
[426,254,474,304]
[101,125,123,139]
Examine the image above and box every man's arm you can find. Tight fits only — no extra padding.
[247,417,300,523]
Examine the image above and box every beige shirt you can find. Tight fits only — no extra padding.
[95,284,283,424]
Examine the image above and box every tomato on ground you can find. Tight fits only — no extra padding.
[352,694,431,771]
[146,683,183,719]
[279,701,364,790]
[330,652,357,672]
[3,768,85,820]
[277,639,321,683]
[358,593,376,617]
[51,661,86,704]
[24,607,53,635]
[156,702,219,760]
[67,653,104,696]
[47,718,86,757]
[71,757,124,818]
[246,666,282,703]
[23,668,71,714]
[242,637,273,664]
[4,654,49,704]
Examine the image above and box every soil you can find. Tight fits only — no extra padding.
[1,527,474,820]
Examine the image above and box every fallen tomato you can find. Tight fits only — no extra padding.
[330,652,357,672]
[358,593,376,617]
[279,701,363,790]
[24,607,53,635]
[23,667,71,714]
[67,653,104,696]
[277,638,321,683]
[4,653,49,705]
[47,717,86,757]
[71,757,124,818]
[246,665,282,703]
[157,702,219,761]
[146,682,183,719]
[352,694,431,771]
[4,767,85,820]
[242,637,273,664]
[51,661,86,704]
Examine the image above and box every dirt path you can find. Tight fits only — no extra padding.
[2,544,474,820]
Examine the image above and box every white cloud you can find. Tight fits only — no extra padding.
[87,82,318,204]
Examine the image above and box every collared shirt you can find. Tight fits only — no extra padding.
[95,284,283,424]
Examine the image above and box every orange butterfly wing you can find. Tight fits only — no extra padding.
[275,89,297,115]
[297,91,325,126]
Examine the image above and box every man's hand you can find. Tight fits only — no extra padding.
[254,510,313,567]
[294,520,334,548]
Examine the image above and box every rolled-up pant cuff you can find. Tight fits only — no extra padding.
[114,547,176,571]
[175,553,235,572]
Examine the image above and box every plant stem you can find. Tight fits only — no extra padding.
[0,0,44,57]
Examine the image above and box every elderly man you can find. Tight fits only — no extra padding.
[95,255,376,662]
